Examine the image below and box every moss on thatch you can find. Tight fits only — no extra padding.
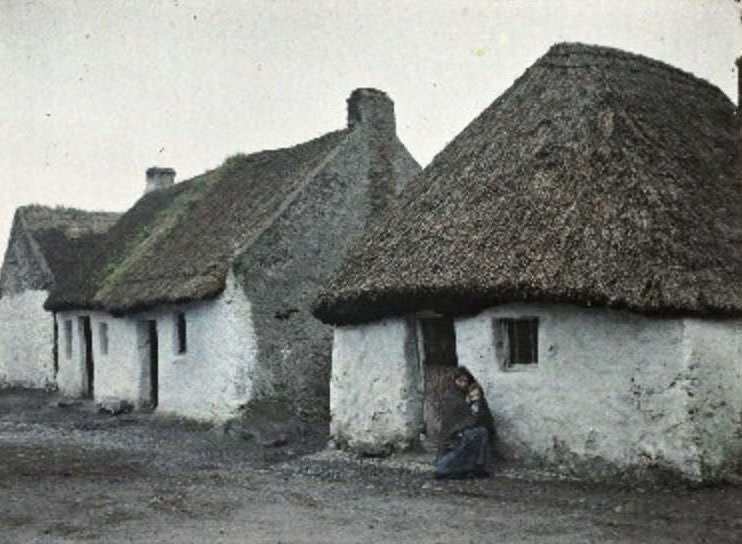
[314,43,742,325]
[46,129,349,314]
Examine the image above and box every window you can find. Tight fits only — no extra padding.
[175,312,187,355]
[495,318,538,369]
[64,320,73,359]
[99,323,109,355]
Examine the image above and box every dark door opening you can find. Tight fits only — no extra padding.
[79,316,94,398]
[419,316,459,442]
[52,314,59,378]
[137,319,159,409]
[148,320,159,408]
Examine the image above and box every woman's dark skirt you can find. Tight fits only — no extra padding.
[433,426,492,479]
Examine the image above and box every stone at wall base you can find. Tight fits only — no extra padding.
[350,440,393,458]
[57,398,83,408]
[97,399,133,416]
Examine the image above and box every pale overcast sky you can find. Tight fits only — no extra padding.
[1,0,741,256]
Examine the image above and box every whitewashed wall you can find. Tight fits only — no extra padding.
[682,318,742,478]
[154,271,257,421]
[455,303,742,480]
[57,271,258,421]
[331,302,742,479]
[57,309,109,397]
[331,317,422,451]
[0,290,55,388]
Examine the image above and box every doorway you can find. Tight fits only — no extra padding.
[138,320,159,409]
[419,316,459,443]
[78,316,94,398]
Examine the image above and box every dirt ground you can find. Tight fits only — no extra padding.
[2,389,742,543]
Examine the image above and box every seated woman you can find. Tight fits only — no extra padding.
[434,366,495,479]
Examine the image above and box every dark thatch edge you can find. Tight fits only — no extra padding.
[313,285,742,327]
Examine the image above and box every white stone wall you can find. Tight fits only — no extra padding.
[454,303,742,479]
[56,309,111,397]
[0,290,55,388]
[682,318,742,478]
[57,271,258,421]
[331,317,422,450]
[331,303,742,479]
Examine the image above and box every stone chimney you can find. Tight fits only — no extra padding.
[145,167,176,194]
[347,89,398,216]
[347,88,396,137]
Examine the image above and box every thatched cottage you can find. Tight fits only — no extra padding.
[314,44,742,481]
[40,88,419,421]
[0,206,120,388]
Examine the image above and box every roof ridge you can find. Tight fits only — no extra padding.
[15,211,54,285]
[544,42,730,101]
[229,130,351,260]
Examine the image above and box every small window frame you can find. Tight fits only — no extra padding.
[174,312,187,355]
[64,320,73,360]
[495,317,539,370]
[98,322,109,355]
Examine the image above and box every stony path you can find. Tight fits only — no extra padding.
[2,390,742,543]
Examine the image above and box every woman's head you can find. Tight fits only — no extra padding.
[453,366,475,391]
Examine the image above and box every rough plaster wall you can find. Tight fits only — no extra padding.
[683,318,742,478]
[237,130,419,419]
[0,290,55,388]
[454,303,704,479]
[58,272,257,421]
[56,310,88,396]
[86,311,142,405]
[154,272,257,421]
[331,318,422,450]
[58,309,145,402]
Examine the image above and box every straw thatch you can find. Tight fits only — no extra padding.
[45,129,348,314]
[314,43,742,325]
[0,206,120,296]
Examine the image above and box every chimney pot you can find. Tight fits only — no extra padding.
[347,88,396,136]
[145,167,176,194]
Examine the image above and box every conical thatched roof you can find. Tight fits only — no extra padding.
[314,43,742,325]
[46,129,348,313]
[0,206,120,296]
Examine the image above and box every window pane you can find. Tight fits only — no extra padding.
[99,323,109,355]
[176,312,187,354]
[500,318,538,368]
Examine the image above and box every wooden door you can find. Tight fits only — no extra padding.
[420,317,458,441]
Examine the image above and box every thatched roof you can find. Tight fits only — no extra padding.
[314,42,742,325]
[0,206,120,296]
[46,129,348,313]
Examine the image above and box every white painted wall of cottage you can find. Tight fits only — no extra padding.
[330,303,742,479]
[57,271,258,421]
[682,318,742,477]
[455,303,700,477]
[330,317,422,451]
[0,290,55,388]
